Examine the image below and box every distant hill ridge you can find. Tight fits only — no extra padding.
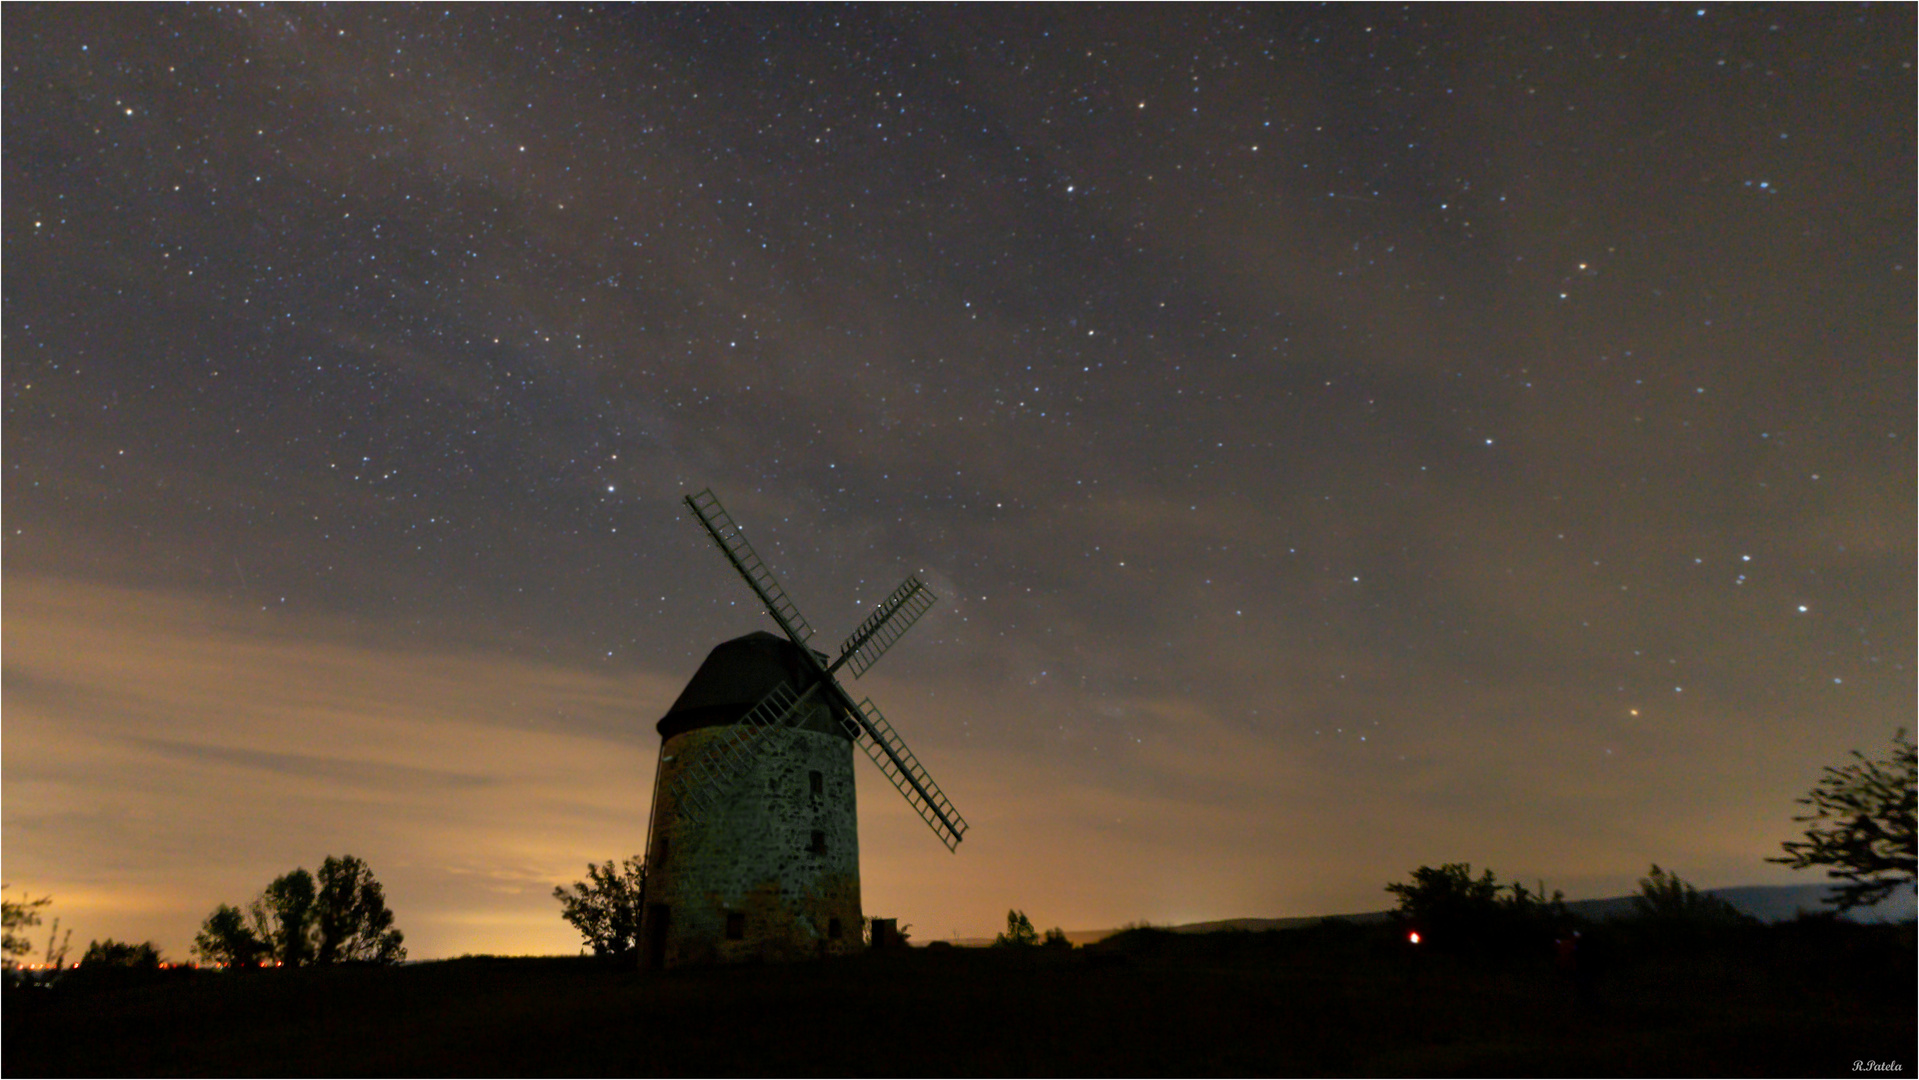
[953,884,1916,947]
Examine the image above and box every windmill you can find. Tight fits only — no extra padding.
[638,488,967,968]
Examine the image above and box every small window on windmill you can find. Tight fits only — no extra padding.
[725,912,745,940]
[828,917,842,939]
[809,770,824,801]
[657,837,670,863]
[808,829,827,855]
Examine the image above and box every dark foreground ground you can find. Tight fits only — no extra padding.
[5,919,1912,1076]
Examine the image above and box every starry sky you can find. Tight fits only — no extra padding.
[4,5,1913,959]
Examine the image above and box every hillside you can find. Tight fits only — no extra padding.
[1002,882,1916,947]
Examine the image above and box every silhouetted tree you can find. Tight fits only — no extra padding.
[1770,729,1917,911]
[313,855,406,963]
[553,856,645,960]
[1386,863,1566,951]
[2,887,52,965]
[1629,864,1750,926]
[193,904,268,968]
[1041,926,1073,949]
[1388,862,1500,921]
[995,909,1039,947]
[199,855,405,968]
[250,868,318,966]
[41,919,72,970]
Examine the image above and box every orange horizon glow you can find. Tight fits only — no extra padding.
[4,576,1861,960]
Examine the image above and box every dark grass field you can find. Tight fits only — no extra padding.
[6,919,1912,1076]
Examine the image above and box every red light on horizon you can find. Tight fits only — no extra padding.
[1407,930,1421,945]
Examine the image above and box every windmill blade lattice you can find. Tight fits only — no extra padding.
[684,489,816,645]
[850,697,969,851]
[679,488,967,851]
[835,575,937,678]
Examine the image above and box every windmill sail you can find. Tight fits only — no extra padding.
[679,487,966,851]
[848,697,969,851]
[684,490,816,645]
[834,575,936,678]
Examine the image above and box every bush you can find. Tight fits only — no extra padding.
[67,939,172,990]
[1385,863,1568,953]
[79,940,162,970]
[1628,865,1751,928]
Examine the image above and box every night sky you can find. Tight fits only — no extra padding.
[5,5,1912,959]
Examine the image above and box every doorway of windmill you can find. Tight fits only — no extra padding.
[646,904,670,969]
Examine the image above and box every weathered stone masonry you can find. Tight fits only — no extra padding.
[641,632,864,968]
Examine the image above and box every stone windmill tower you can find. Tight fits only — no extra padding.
[639,489,967,969]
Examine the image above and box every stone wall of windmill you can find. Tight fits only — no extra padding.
[644,704,864,968]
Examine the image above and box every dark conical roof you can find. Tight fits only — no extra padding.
[656,631,851,740]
